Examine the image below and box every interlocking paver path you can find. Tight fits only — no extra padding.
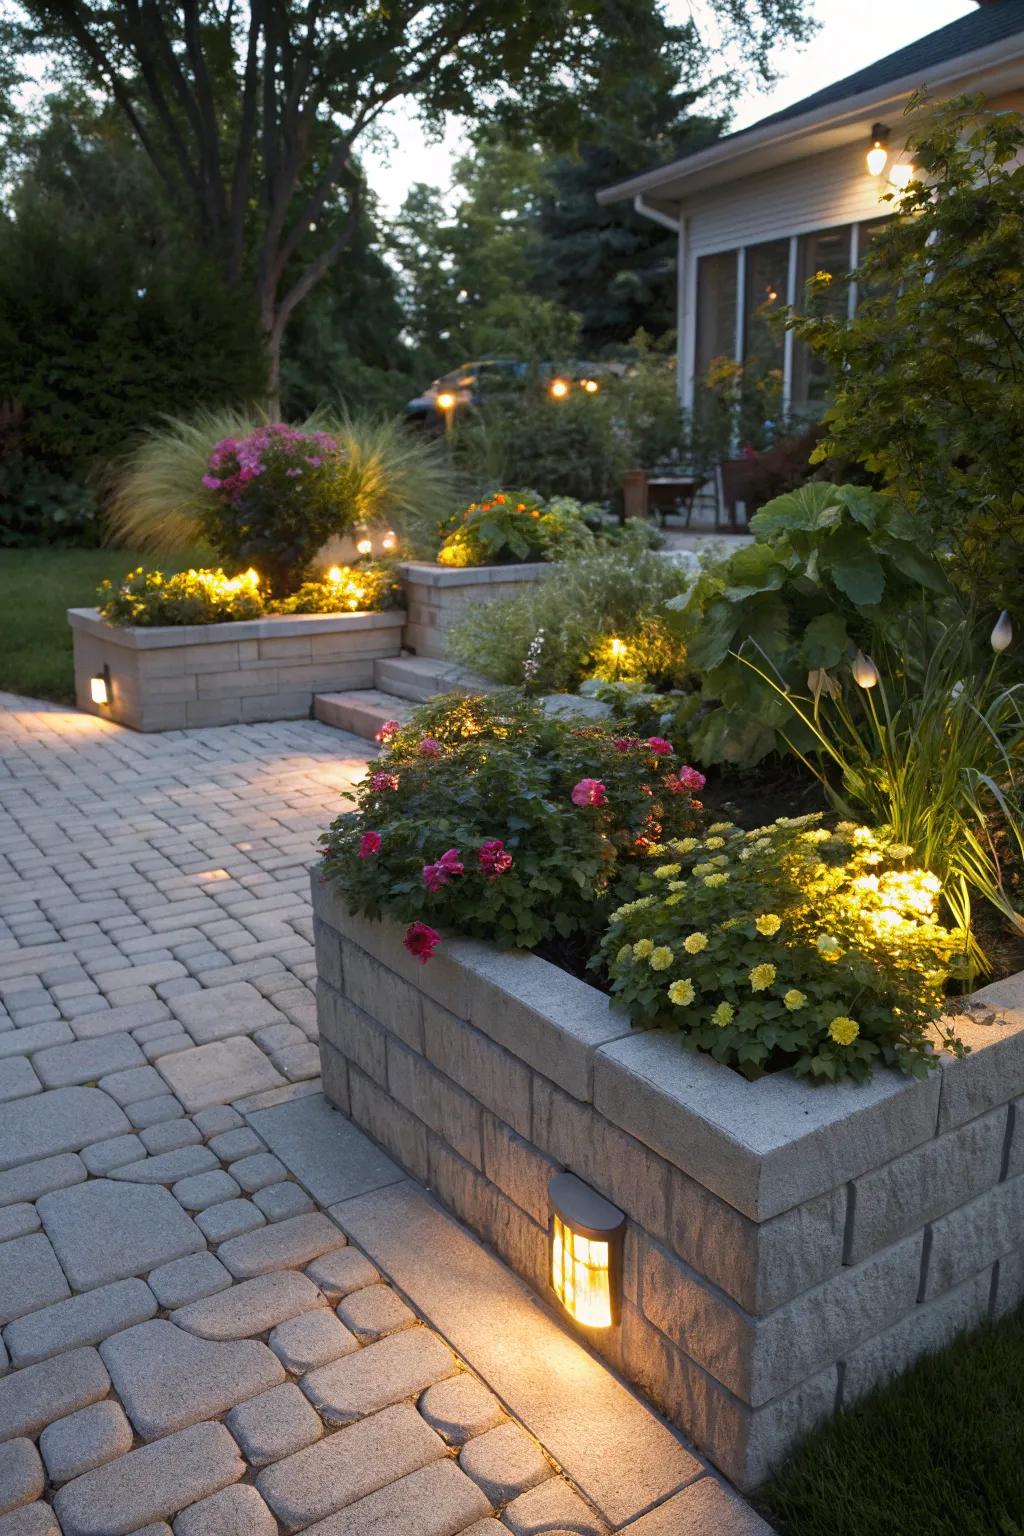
[0,695,770,1535]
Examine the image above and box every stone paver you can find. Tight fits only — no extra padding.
[0,700,745,1536]
[502,1477,608,1535]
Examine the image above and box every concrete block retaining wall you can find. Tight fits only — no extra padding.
[398,562,550,660]
[69,607,405,732]
[312,879,1024,1490]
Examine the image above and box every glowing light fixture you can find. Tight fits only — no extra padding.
[867,123,889,177]
[381,530,397,552]
[889,161,915,191]
[549,377,570,400]
[326,565,343,585]
[549,1171,625,1329]
[356,537,374,557]
[580,378,600,394]
[435,390,456,413]
[90,665,111,707]
[851,651,880,690]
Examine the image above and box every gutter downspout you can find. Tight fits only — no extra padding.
[632,196,690,405]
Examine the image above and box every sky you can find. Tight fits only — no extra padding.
[363,0,978,213]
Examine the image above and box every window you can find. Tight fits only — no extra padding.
[790,225,853,416]
[743,240,789,378]
[694,251,738,380]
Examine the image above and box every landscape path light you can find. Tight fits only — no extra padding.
[90,664,111,707]
[549,1171,625,1330]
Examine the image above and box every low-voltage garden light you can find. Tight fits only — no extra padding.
[381,530,398,553]
[90,664,111,707]
[549,377,570,400]
[580,378,600,394]
[549,1171,625,1329]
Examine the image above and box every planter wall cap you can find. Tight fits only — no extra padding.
[936,976,1024,1133]
[67,606,404,649]
[594,1031,941,1222]
[397,562,552,589]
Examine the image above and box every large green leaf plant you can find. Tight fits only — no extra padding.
[665,483,950,765]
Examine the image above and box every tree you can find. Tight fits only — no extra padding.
[791,93,1024,620]
[9,0,812,401]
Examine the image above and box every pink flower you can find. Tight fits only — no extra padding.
[375,720,400,743]
[662,774,685,796]
[612,736,641,753]
[478,839,513,878]
[571,778,607,808]
[647,737,673,756]
[676,765,707,792]
[422,848,464,891]
[419,738,442,757]
[404,921,441,964]
[369,771,399,793]
[201,474,222,490]
[358,831,381,859]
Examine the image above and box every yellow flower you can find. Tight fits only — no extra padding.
[829,1015,860,1046]
[633,939,654,959]
[683,931,709,954]
[707,822,734,835]
[672,838,699,855]
[668,978,696,1006]
[749,963,777,992]
[616,944,632,964]
[783,989,807,1011]
[654,863,681,879]
[755,913,782,937]
[665,892,685,906]
[704,873,728,888]
[704,836,725,850]
[712,1001,734,1027]
[693,862,715,877]
[668,879,687,891]
[649,946,674,971]
[816,934,842,962]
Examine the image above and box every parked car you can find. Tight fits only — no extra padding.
[404,359,613,425]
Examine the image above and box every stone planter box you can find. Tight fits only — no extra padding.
[69,606,405,732]
[398,562,550,660]
[312,880,1024,1490]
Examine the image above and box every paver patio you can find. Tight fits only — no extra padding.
[0,693,772,1535]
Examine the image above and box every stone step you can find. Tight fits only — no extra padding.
[373,655,494,704]
[314,691,413,742]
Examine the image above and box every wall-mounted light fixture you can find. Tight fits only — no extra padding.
[866,123,889,177]
[90,664,111,707]
[549,1171,625,1329]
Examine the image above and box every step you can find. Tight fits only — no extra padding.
[373,654,495,703]
[314,690,413,741]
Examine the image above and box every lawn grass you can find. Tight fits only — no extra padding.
[0,547,205,705]
[757,1308,1024,1536]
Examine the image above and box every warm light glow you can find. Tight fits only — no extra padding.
[867,143,888,177]
[356,537,373,557]
[580,378,600,394]
[436,390,456,412]
[551,1214,613,1329]
[851,651,879,689]
[381,530,397,552]
[326,565,343,585]
[90,673,109,706]
[609,637,627,661]
[889,162,915,191]
[549,377,570,400]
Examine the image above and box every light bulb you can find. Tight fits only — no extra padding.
[436,391,456,412]
[356,538,373,557]
[326,565,343,585]
[381,530,397,552]
[867,143,888,177]
[991,611,1013,654]
[549,378,570,400]
[851,651,879,689]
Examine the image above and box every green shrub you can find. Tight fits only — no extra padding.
[319,692,704,954]
[453,386,626,503]
[665,483,950,766]
[328,413,461,558]
[0,453,101,548]
[436,490,594,567]
[597,815,964,1084]
[447,525,691,691]
[97,566,264,626]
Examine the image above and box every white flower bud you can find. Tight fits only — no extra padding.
[851,651,879,689]
[991,611,1012,654]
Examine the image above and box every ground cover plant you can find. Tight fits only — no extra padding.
[320,692,704,955]
[758,1308,1024,1536]
[447,524,691,691]
[435,490,595,568]
[598,815,964,1083]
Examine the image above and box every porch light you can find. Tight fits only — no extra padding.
[90,665,111,707]
[549,377,570,400]
[549,1171,625,1329]
[866,123,889,177]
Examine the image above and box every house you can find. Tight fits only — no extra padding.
[598,0,1024,420]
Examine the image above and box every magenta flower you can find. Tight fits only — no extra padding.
[647,737,673,756]
[369,771,399,793]
[571,778,607,808]
[422,848,464,891]
[676,765,707,792]
[404,921,441,964]
[376,720,401,743]
[478,839,513,878]
[358,831,382,859]
[418,738,442,757]
[612,736,641,753]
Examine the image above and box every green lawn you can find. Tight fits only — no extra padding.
[0,547,204,704]
[757,1309,1024,1536]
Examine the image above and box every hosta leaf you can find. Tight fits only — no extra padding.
[825,527,886,606]
[801,612,850,669]
[688,598,740,673]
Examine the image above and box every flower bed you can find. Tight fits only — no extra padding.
[69,604,404,732]
[313,881,1024,1489]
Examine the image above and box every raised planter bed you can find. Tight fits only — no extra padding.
[398,561,550,660]
[69,606,405,732]
[312,878,1024,1490]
